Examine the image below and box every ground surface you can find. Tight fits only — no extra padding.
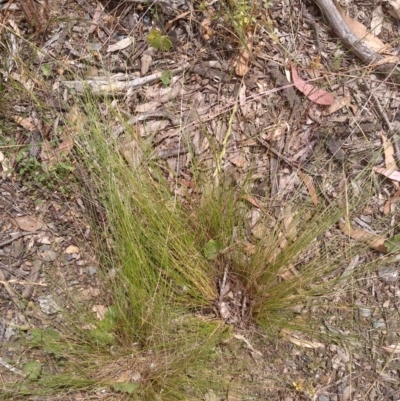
[1,0,400,400]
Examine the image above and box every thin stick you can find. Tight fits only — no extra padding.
[0,232,35,248]
[0,357,26,378]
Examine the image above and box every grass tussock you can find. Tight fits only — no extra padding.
[0,26,393,400]
[0,89,386,399]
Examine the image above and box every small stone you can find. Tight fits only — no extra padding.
[318,395,330,401]
[378,266,399,283]
[38,236,51,245]
[339,385,352,401]
[204,390,218,401]
[359,306,372,318]
[40,249,57,262]
[37,295,61,315]
[87,266,97,275]
[65,245,80,254]
[373,318,386,329]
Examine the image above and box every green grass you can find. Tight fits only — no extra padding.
[1,92,387,399]
[1,11,397,399]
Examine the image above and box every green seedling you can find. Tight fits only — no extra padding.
[147,30,173,51]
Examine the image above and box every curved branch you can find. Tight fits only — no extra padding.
[313,0,399,80]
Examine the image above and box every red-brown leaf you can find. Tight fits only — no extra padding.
[291,66,335,106]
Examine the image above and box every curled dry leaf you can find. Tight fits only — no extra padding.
[338,218,387,253]
[298,171,318,205]
[200,16,213,40]
[235,47,250,77]
[236,34,253,77]
[92,305,107,320]
[11,115,38,132]
[381,132,398,174]
[141,52,152,76]
[291,66,335,106]
[107,37,134,53]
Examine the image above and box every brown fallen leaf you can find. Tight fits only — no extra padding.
[334,0,388,53]
[382,344,400,353]
[11,115,38,132]
[14,216,43,232]
[107,37,133,53]
[338,218,387,253]
[78,287,100,301]
[381,132,398,177]
[373,166,400,182]
[298,171,318,205]
[200,16,213,41]
[322,95,351,116]
[379,134,399,212]
[388,0,400,20]
[373,55,400,66]
[384,187,400,215]
[236,33,253,77]
[235,47,251,77]
[41,132,74,168]
[291,66,335,106]
[92,305,107,320]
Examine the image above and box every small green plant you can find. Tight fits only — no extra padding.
[23,361,42,381]
[40,63,52,77]
[147,30,173,51]
[220,0,255,42]
[16,147,75,191]
[160,69,173,86]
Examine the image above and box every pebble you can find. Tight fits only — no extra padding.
[359,306,372,318]
[378,266,399,283]
[373,318,386,329]
[318,395,330,401]
[40,249,57,262]
[37,295,61,315]
[87,266,97,275]
[339,385,352,401]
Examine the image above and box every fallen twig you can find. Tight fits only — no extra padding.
[61,63,190,95]
[313,0,400,81]
[22,260,43,300]
[0,232,35,248]
[0,269,23,309]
